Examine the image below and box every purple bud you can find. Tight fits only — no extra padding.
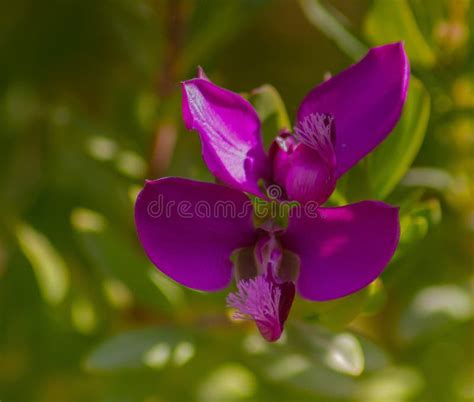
[271,131,336,205]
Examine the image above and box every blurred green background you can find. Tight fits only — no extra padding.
[0,0,473,401]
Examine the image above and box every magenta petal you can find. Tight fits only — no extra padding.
[135,178,257,291]
[297,42,410,178]
[182,77,270,196]
[281,201,400,301]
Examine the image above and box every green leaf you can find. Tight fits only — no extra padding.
[363,279,388,316]
[395,198,441,260]
[327,188,348,206]
[323,333,365,376]
[357,366,424,401]
[72,208,185,310]
[262,354,358,398]
[85,327,195,372]
[15,223,70,305]
[337,159,372,203]
[307,287,370,330]
[71,296,98,335]
[198,363,257,402]
[248,84,290,148]
[299,0,367,61]
[364,0,436,67]
[245,344,358,398]
[243,322,388,397]
[401,167,454,192]
[399,285,473,341]
[289,322,389,374]
[367,78,431,199]
[289,322,365,377]
[409,198,442,226]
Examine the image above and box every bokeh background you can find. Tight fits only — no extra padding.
[0,0,473,401]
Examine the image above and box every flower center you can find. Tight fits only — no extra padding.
[227,273,283,342]
[227,234,298,342]
[293,112,336,167]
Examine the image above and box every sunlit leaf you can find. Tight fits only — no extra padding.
[71,296,98,335]
[115,150,147,179]
[15,223,70,306]
[250,348,358,398]
[198,363,257,402]
[356,366,424,402]
[86,136,118,162]
[402,167,454,191]
[289,323,365,377]
[102,278,133,310]
[323,333,364,376]
[243,321,375,394]
[85,327,194,372]
[70,208,107,233]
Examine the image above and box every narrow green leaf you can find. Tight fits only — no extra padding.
[323,333,365,376]
[395,198,441,260]
[368,78,431,199]
[248,84,290,148]
[251,84,290,129]
[399,285,473,341]
[299,0,367,61]
[402,167,453,191]
[72,208,185,310]
[15,223,70,305]
[289,322,365,377]
[364,0,436,67]
[85,327,195,372]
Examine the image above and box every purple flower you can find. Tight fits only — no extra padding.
[135,43,408,342]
